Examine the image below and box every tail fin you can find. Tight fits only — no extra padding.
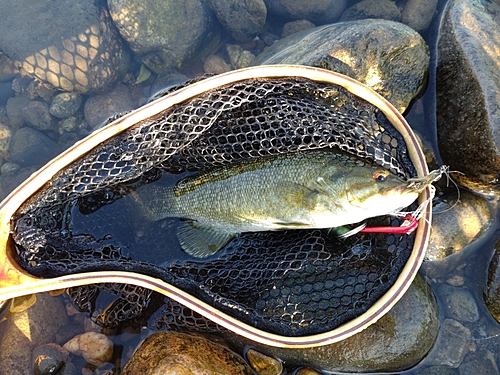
[130,184,179,222]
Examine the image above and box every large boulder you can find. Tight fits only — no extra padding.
[253,19,429,113]
[436,0,500,191]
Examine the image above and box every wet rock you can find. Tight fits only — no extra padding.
[50,92,82,119]
[226,45,255,69]
[425,319,471,368]
[108,0,216,74]
[402,0,439,33]
[122,331,253,375]
[437,284,479,323]
[0,162,19,175]
[226,275,438,372]
[21,100,55,131]
[0,1,129,94]
[9,127,63,167]
[436,0,500,191]
[63,332,113,366]
[485,241,500,323]
[83,84,135,128]
[6,96,30,129]
[0,165,38,200]
[340,0,401,22]
[416,366,457,375]
[32,343,76,375]
[209,0,267,42]
[281,20,316,38]
[294,369,323,375]
[459,353,500,375]
[425,188,493,261]
[264,0,347,24]
[204,55,231,75]
[0,53,18,82]
[253,19,429,113]
[245,348,282,375]
[0,293,68,375]
[0,120,12,156]
[0,82,14,105]
[59,116,79,133]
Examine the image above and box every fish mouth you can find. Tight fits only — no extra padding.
[405,168,443,193]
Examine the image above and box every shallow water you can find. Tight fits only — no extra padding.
[1,0,500,374]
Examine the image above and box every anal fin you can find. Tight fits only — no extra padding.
[177,220,235,258]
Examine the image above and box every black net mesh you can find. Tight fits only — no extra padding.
[11,76,417,336]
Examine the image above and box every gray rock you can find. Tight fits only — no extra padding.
[108,0,216,74]
[425,188,493,261]
[225,275,438,372]
[340,0,401,22]
[0,162,20,175]
[204,55,231,75]
[9,126,63,167]
[416,366,457,375]
[122,331,253,375]
[0,1,129,94]
[209,0,267,42]
[0,82,14,105]
[0,120,12,155]
[253,19,429,113]
[0,293,69,375]
[437,284,479,323]
[281,20,316,38]
[21,101,55,131]
[226,45,255,69]
[436,0,500,191]
[84,84,135,128]
[459,353,500,375]
[0,166,38,201]
[402,0,439,33]
[425,319,471,368]
[264,0,347,24]
[6,96,30,129]
[50,93,82,119]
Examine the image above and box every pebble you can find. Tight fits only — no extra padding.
[50,92,82,119]
[122,331,253,375]
[0,53,18,82]
[6,96,30,129]
[9,126,63,167]
[265,0,347,24]
[281,20,316,39]
[294,368,323,375]
[425,319,471,368]
[204,55,231,75]
[32,343,73,375]
[245,348,283,375]
[437,284,479,323]
[402,0,438,33]
[63,332,113,366]
[21,100,55,131]
[59,116,79,133]
[340,0,401,22]
[83,84,135,128]
[0,120,12,156]
[0,162,19,175]
[209,0,267,42]
[226,44,255,69]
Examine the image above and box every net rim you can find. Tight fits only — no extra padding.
[0,64,431,348]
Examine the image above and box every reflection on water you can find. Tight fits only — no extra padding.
[1,0,500,373]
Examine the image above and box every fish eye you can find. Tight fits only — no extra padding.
[373,170,388,182]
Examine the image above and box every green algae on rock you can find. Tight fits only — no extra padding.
[252,19,429,113]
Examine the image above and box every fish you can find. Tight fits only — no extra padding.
[132,150,427,258]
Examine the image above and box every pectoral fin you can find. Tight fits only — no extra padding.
[177,220,235,258]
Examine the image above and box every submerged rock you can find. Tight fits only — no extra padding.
[63,332,113,366]
[226,275,438,373]
[9,127,64,167]
[402,0,438,33]
[340,0,401,22]
[485,241,500,323]
[436,0,500,191]
[424,319,471,368]
[0,1,129,94]
[108,0,216,74]
[122,331,253,375]
[253,19,429,113]
[264,0,347,24]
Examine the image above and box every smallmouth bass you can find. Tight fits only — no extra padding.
[133,150,426,258]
